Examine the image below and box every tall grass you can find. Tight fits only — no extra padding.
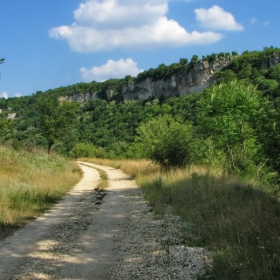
[81,158,280,280]
[0,146,81,240]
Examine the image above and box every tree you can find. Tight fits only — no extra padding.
[0,118,10,142]
[35,95,79,154]
[0,58,4,79]
[179,58,188,66]
[137,115,193,169]
[191,55,199,63]
[198,81,265,174]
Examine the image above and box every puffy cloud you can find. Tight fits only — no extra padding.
[194,5,244,31]
[80,58,143,82]
[1,92,8,99]
[49,0,222,52]
[74,0,168,29]
[15,93,22,98]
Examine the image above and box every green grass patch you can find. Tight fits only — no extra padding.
[0,146,82,240]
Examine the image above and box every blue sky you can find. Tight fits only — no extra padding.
[1,0,279,98]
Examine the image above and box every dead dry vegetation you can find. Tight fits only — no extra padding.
[0,146,81,239]
[80,157,280,280]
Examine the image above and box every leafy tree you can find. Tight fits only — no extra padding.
[0,58,4,79]
[35,96,79,154]
[191,55,199,63]
[179,58,188,65]
[198,81,265,174]
[137,115,193,169]
[0,118,10,142]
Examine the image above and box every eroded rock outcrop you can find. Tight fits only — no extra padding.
[121,58,232,101]
[60,53,280,103]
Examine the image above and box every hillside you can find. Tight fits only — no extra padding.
[2,46,280,279]
[0,46,280,174]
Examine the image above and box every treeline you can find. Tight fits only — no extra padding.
[1,47,280,191]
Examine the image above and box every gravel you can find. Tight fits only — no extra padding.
[0,162,212,279]
[109,185,212,280]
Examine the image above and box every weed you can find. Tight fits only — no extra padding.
[81,158,280,279]
[0,146,81,240]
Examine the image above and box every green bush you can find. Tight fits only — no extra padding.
[137,115,193,169]
[69,143,99,158]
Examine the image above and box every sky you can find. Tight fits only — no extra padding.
[1,0,280,99]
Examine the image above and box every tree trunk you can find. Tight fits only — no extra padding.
[47,141,54,155]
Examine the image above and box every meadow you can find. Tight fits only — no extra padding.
[0,146,81,239]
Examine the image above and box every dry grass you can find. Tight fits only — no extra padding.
[79,162,109,190]
[0,146,82,239]
[78,157,159,178]
[81,157,280,280]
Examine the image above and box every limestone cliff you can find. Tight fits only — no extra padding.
[122,58,232,101]
[60,53,280,103]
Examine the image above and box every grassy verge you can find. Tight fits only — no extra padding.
[79,162,108,190]
[0,146,82,240]
[80,158,280,280]
[95,167,108,191]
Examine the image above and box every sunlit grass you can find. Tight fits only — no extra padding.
[81,157,280,280]
[0,146,82,239]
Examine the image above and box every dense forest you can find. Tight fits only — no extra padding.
[1,46,280,191]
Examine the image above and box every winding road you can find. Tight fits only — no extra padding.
[0,161,211,280]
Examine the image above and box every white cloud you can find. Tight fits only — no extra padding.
[80,58,143,82]
[49,0,222,52]
[250,18,257,24]
[15,93,22,98]
[74,0,168,29]
[195,5,244,31]
[1,92,8,99]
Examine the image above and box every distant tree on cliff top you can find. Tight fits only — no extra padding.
[0,58,4,79]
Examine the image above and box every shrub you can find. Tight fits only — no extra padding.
[137,115,193,169]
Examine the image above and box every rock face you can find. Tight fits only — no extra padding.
[121,58,232,101]
[61,53,280,103]
[59,92,99,103]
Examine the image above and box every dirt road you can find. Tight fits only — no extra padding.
[0,162,211,280]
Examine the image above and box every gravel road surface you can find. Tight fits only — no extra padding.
[0,162,212,280]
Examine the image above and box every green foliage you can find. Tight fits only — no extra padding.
[69,143,106,158]
[137,115,193,169]
[0,58,4,79]
[35,96,80,153]
[198,81,265,174]
[191,54,199,63]
[0,118,10,141]
[1,46,280,172]
[179,58,188,65]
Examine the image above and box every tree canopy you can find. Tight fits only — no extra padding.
[35,96,79,154]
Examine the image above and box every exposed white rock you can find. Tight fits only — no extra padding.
[122,58,232,100]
